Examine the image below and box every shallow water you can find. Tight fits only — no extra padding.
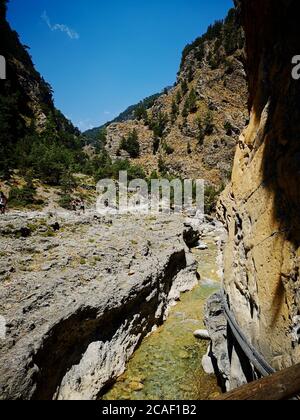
[103,236,220,401]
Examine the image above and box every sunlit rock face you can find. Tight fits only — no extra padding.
[103,8,248,186]
[215,0,300,387]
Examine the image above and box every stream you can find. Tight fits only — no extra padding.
[103,236,221,401]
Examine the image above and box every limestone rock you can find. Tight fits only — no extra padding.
[194,330,210,340]
[0,211,199,400]
[206,0,300,390]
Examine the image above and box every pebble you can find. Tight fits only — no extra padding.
[195,242,208,250]
[194,330,210,340]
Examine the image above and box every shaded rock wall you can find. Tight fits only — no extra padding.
[214,0,300,388]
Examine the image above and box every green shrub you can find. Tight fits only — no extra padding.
[204,110,214,135]
[176,91,182,105]
[95,158,146,182]
[120,129,140,158]
[204,184,225,214]
[188,88,198,113]
[196,117,205,145]
[153,137,160,155]
[171,100,179,123]
[134,104,148,122]
[181,80,188,96]
[8,177,43,208]
[58,194,73,210]
[224,121,234,135]
[163,143,174,155]
[158,156,169,175]
[182,100,189,119]
[149,112,168,138]
[182,88,198,117]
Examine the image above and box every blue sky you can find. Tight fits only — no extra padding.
[7,0,233,131]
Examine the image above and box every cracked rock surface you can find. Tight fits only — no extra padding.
[0,211,198,400]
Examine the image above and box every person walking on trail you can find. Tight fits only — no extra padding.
[79,198,85,214]
[0,192,7,215]
[71,199,78,212]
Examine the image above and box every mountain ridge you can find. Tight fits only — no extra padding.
[101,7,248,187]
[83,89,171,143]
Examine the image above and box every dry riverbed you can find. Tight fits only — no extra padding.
[103,236,221,400]
[0,210,203,400]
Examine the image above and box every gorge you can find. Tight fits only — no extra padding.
[1,0,300,401]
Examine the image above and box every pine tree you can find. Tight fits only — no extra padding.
[188,88,198,113]
[176,90,182,105]
[150,112,168,138]
[171,99,179,123]
[134,104,148,122]
[120,129,140,158]
[196,116,205,145]
[187,67,194,83]
[204,110,214,135]
[182,100,189,119]
[181,80,188,96]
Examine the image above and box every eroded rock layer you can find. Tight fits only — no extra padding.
[212,0,300,389]
[0,212,198,400]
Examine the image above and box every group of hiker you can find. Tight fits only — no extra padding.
[71,198,85,214]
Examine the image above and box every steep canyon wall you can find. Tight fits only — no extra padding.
[214,0,300,388]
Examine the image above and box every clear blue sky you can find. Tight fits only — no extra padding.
[7,0,233,131]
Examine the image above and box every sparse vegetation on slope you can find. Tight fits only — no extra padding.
[102,7,248,198]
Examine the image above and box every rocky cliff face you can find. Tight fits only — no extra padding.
[104,9,248,186]
[209,0,300,389]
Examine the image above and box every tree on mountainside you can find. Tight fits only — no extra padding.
[176,91,182,105]
[196,116,205,146]
[181,80,188,96]
[182,100,189,119]
[149,112,168,138]
[182,88,198,118]
[223,8,244,54]
[188,88,198,113]
[171,99,179,123]
[204,110,214,135]
[180,8,243,71]
[187,67,194,83]
[120,129,140,158]
[134,103,148,122]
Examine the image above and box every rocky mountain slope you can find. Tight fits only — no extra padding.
[102,8,248,186]
[206,0,300,390]
[84,91,165,145]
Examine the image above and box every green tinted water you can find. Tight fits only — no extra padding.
[103,237,220,401]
